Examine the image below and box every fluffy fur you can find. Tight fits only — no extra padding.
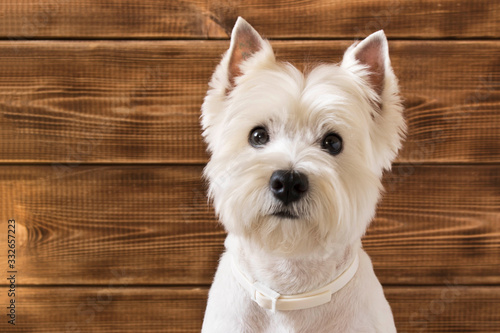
[201,17,405,332]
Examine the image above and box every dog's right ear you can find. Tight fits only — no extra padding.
[202,18,273,151]
[226,17,266,89]
[205,17,273,97]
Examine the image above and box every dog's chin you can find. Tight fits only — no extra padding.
[245,212,322,256]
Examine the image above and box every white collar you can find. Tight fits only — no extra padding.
[230,251,360,313]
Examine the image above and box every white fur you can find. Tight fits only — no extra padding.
[201,17,405,332]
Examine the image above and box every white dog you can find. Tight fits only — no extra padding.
[201,17,405,332]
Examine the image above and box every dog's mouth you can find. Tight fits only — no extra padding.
[271,211,299,219]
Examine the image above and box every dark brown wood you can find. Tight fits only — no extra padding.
[389,287,500,333]
[0,2,497,332]
[0,286,498,332]
[0,41,498,163]
[1,165,498,285]
[0,0,498,39]
[0,287,208,332]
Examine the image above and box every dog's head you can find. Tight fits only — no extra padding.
[201,18,405,256]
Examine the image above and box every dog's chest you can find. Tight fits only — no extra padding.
[243,299,373,333]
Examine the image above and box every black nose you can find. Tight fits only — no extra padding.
[269,170,309,205]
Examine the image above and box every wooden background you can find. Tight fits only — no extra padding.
[0,1,499,332]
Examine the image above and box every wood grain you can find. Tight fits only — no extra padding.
[0,41,498,163]
[1,164,498,285]
[0,287,207,333]
[0,0,498,39]
[0,2,497,332]
[0,286,498,332]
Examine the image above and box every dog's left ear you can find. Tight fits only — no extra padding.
[341,30,390,104]
[342,31,406,172]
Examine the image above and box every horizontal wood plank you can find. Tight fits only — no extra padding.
[0,1,498,39]
[0,287,498,332]
[0,287,207,332]
[0,41,499,163]
[1,165,498,285]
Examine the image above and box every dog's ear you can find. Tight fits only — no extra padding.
[226,17,266,89]
[201,18,273,151]
[204,17,273,96]
[342,31,406,173]
[341,31,391,104]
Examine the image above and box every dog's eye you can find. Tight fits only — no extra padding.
[249,127,269,147]
[322,133,343,155]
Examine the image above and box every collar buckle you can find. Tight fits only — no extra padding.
[252,281,280,313]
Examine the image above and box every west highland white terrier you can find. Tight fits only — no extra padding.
[201,17,405,333]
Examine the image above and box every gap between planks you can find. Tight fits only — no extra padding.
[1,284,499,288]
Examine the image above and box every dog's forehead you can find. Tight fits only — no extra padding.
[231,62,363,131]
[298,66,357,126]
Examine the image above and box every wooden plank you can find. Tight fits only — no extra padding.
[1,165,498,285]
[0,1,498,39]
[0,41,499,163]
[389,287,500,333]
[0,287,498,332]
[0,287,207,332]
[0,165,224,286]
